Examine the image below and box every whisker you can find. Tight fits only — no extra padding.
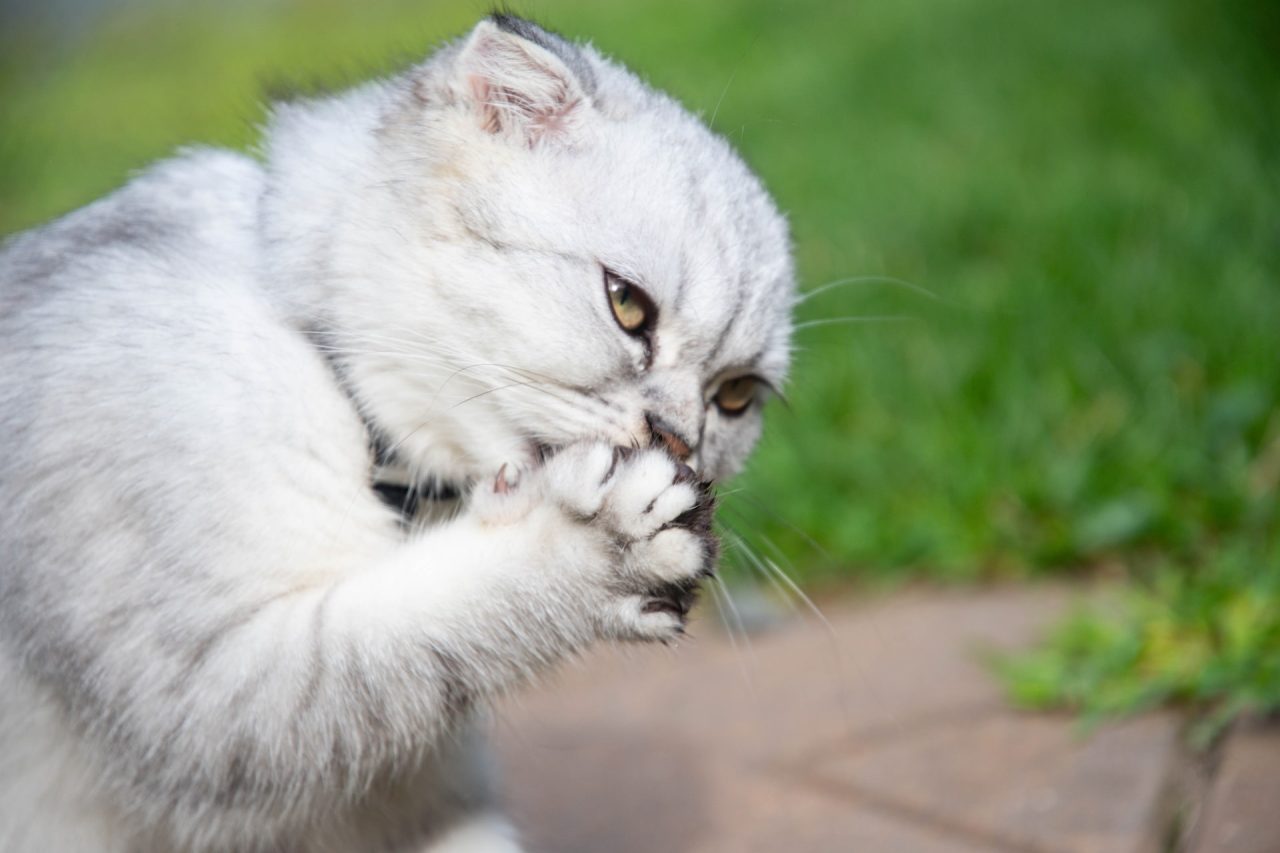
[708,574,756,693]
[795,275,948,306]
[793,314,919,331]
[726,526,831,634]
[720,526,854,732]
[718,516,799,613]
[708,69,737,130]
[425,362,545,414]
[468,373,630,437]
[719,517,799,612]
[725,492,836,565]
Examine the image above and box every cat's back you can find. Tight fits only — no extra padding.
[1,147,265,317]
[0,148,391,852]
[0,146,293,499]
[0,145,369,575]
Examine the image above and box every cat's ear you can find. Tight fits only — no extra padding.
[450,15,595,145]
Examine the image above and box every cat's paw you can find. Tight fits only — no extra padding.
[527,442,717,642]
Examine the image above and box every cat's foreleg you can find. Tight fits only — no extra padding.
[118,442,713,843]
[321,441,715,719]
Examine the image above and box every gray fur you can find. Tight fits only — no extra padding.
[490,14,597,96]
[0,14,793,852]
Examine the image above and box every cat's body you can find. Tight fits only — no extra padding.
[0,16,793,852]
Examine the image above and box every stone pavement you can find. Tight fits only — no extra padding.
[1190,716,1280,853]
[491,585,1241,853]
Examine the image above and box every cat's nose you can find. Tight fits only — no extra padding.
[645,412,693,461]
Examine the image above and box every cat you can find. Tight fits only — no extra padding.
[0,13,794,852]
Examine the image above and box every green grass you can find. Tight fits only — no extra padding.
[3,0,1278,724]
[995,545,1280,743]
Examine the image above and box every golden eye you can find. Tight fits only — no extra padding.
[714,376,758,415]
[605,269,653,334]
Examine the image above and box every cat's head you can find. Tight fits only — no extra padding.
[293,15,793,486]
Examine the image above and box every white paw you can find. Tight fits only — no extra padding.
[475,443,718,642]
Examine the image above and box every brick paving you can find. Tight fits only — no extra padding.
[1191,717,1280,853]
[492,585,1238,852]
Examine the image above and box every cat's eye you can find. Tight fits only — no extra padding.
[605,269,654,334]
[714,376,758,416]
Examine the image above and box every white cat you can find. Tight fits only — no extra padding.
[0,14,793,852]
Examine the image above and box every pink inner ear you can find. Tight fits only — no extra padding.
[530,96,581,139]
[468,71,581,144]
[467,74,503,134]
[460,28,585,145]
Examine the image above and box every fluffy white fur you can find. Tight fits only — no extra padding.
[0,15,793,852]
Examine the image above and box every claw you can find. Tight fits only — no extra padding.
[642,580,701,619]
[603,445,635,484]
[494,463,515,494]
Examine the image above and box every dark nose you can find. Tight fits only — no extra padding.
[645,412,693,461]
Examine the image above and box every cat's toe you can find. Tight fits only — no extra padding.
[601,449,710,541]
[641,579,701,620]
[604,593,691,643]
[625,526,716,584]
[540,441,618,517]
[613,521,717,644]
[665,479,716,537]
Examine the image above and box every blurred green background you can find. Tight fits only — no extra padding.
[2,0,1277,727]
